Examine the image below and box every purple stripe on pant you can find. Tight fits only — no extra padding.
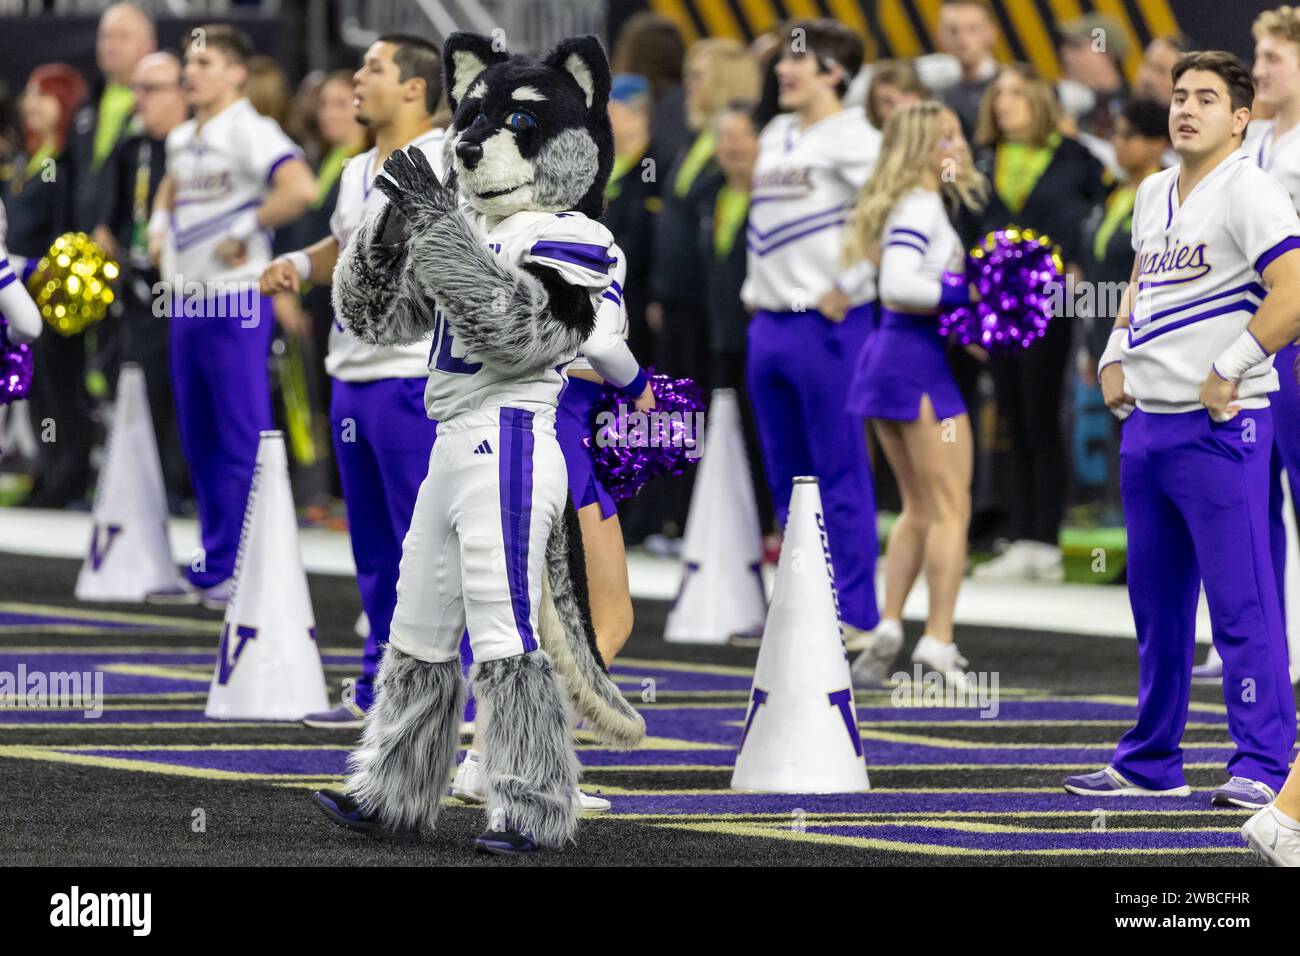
[746,305,879,630]
[499,407,538,652]
[1114,407,1295,791]
[330,377,437,711]
[169,291,274,588]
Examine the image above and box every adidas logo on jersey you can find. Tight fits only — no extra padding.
[473,440,493,455]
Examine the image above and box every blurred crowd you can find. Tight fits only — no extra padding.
[0,0,1196,570]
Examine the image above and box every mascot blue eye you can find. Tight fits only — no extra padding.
[506,110,536,131]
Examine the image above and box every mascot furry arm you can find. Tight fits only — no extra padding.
[331,35,644,749]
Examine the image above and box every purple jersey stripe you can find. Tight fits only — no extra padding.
[888,227,929,245]
[1129,297,1259,348]
[884,239,927,256]
[172,199,262,250]
[499,407,538,653]
[0,270,14,292]
[748,217,847,256]
[265,151,299,185]
[1140,280,1266,324]
[529,240,615,271]
[1255,235,1300,275]
[746,202,847,242]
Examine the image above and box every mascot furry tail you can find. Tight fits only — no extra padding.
[539,499,646,749]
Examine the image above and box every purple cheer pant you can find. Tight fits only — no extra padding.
[1114,407,1295,792]
[330,377,437,711]
[746,305,879,631]
[1268,342,1300,648]
[169,292,274,588]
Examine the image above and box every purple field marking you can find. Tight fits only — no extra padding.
[804,823,1242,851]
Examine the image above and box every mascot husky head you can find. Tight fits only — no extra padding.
[442,32,613,220]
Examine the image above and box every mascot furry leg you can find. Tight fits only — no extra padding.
[315,495,642,850]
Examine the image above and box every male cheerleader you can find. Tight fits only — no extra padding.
[742,18,882,644]
[1067,51,1300,808]
[147,25,316,608]
[260,35,444,726]
[1196,5,1300,684]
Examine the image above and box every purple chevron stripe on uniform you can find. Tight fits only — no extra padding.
[528,240,616,271]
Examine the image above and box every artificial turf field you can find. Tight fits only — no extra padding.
[0,552,1294,867]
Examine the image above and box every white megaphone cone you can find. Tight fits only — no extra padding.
[205,431,328,720]
[664,389,767,644]
[731,477,870,793]
[75,364,180,601]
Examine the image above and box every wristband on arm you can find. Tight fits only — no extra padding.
[1097,327,1127,382]
[282,251,312,282]
[619,367,650,398]
[147,208,170,238]
[1212,330,1269,382]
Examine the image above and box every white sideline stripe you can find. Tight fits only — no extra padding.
[0,507,1212,641]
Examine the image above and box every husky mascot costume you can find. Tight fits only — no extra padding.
[313,32,644,855]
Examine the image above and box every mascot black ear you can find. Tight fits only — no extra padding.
[543,35,611,117]
[443,32,510,113]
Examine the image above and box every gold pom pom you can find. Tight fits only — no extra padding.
[28,232,120,337]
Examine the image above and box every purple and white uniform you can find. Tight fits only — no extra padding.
[325,129,445,710]
[846,187,968,421]
[389,211,614,665]
[161,98,303,588]
[556,242,648,519]
[1106,149,1300,792]
[741,105,881,632]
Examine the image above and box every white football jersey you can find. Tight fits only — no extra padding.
[567,241,640,388]
[165,98,302,285]
[1246,119,1300,208]
[327,129,446,382]
[423,211,615,422]
[1125,150,1300,412]
[876,188,964,310]
[742,105,881,312]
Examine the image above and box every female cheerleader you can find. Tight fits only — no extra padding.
[842,101,986,687]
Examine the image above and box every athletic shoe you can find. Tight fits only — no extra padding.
[1211,777,1277,810]
[972,540,1063,582]
[849,619,904,687]
[312,789,420,843]
[1062,766,1191,797]
[200,578,235,611]
[452,749,610,811]
[910,634,971,690]
[1190,659,1222,684]
[144,579,200,606]
[1241,804,1300,866]
[474,827,540,855]
[302,701,366,728]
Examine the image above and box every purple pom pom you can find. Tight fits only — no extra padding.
[939,228,1062,352]
[584,370,706,503]
[0,316,34,406]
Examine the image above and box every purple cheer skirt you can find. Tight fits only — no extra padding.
[556,375,618,519]
[846,307,966,421]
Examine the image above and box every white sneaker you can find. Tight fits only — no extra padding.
[1242,804,1300,866]
[451,750,610,812]
[200,578,235,610]
[849,618,904,687]
[911,634,971,689]
[451,750,485,802]
[972,540,1063,582]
